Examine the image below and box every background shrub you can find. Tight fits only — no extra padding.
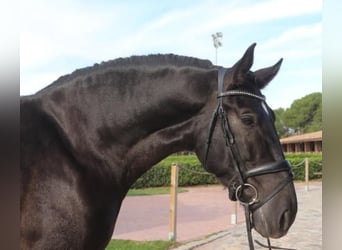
[285,153,322,181]
[131,155,218,188]
[131,153,322,188]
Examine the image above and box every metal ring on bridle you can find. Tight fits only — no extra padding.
[235,183,258,205]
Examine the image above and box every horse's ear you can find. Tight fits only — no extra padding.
[254,58,283,89]
[231,43,256,84]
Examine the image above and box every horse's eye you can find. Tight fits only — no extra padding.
[241,114,255,126]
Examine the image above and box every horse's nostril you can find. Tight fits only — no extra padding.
[279,209,290,231]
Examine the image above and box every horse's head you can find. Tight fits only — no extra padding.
[195,43,297,239]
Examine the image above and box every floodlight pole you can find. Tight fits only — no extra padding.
[215,48,218,65]
[212,32,223,64]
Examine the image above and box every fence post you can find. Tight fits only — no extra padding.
[230,201,237,224]
[169,163,179,240]
[305,158,309,191]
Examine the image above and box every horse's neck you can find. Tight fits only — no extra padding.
[40,67,214,187]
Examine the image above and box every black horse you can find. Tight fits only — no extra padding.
[20,44,297,249]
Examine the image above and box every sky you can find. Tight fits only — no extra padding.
[20,0,322,109]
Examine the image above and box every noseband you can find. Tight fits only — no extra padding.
[204,68,294,250]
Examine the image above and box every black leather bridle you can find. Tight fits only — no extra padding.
[204,68,295,250]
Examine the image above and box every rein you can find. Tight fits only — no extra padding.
[204,68,294,250]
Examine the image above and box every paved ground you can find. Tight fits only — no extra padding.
[113,185,246,242]
[112,182,322,250]
[174,182,322,250]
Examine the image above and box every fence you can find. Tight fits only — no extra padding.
[291,157,322,191]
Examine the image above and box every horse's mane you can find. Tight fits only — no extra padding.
[97,53,213,69]
[40,54,214,92]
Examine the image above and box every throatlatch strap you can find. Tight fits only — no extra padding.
[204,67,228,169]
[204,105,219,169]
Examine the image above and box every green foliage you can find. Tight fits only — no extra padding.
[274,108,287,137]
[308,101,322,132]
[285,153,322,181]
[274,92,322,136]
[106,239,175,250]
[131,154,322,188]
[127,187,187,196]
[131,155,218,189]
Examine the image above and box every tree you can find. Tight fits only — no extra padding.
[276,92,322,136]
[274,108,288,137]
